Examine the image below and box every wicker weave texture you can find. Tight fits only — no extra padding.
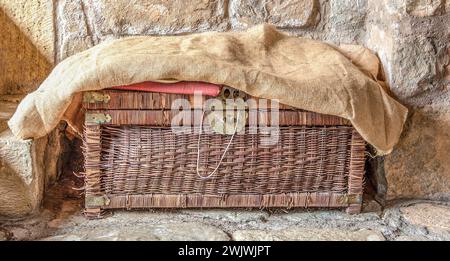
[85,125,361,196]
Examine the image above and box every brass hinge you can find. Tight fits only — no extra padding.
[85,195,110,208]
[85,113,112,124]
[83,92,111,104]
[339,194,363,205]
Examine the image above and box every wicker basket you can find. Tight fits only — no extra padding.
[82,89,365,218]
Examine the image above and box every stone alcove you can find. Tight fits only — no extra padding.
[0,0,449,240]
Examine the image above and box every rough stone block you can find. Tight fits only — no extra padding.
[56,0,228,60]
[232,228,385,241]
[0,129,47,218]
[42,222,230,241]
[87,0,227,36]
[0,3,53,94]
[325,0,367,43]
[400,203,450,233]
[406,0,445,17]
[230,0,319,30]
[56,0,94,61]
[0,0,55,63]
[385,106,450,199]
[0,96,65,218]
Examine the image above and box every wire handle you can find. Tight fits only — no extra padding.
[196,110,241,179]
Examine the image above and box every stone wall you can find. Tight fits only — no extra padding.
[0,0,65,217]
[1,0,449,202]
[0,0,54,95]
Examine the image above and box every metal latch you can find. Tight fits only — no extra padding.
[207,110,247,135]
[219,86,247,100]
[85,113,112,124]
[207,87,248,135]
[83,92,111,104]
[85,195,110,208]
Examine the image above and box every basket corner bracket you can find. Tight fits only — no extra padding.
[85,195,110,208]
[85,113,112,124]
[339,194,363,205]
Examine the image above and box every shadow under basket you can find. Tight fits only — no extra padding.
[82,90,366,218]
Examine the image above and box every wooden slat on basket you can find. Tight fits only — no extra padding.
[83,90,297,110]
[86,109,351,126]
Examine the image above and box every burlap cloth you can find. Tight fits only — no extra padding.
[8,24,407,155]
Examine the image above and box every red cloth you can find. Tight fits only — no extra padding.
[109,81,222,96]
